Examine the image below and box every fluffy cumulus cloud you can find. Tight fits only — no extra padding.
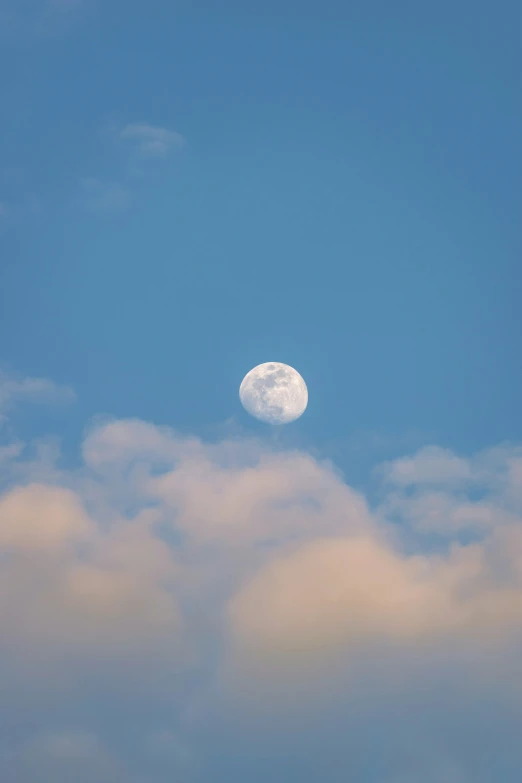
[0,380,521,781]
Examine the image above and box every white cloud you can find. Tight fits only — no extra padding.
[378,445,522,536]
[381,446,472,486]
[380,488,520,534]
[120,123,185,157]
[227,526,522,683]
[83,417,182,468]
[0,369,75,414]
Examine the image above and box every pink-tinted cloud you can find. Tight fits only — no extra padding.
[0,401,521,780]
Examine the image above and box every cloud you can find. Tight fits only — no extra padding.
[227,529,522,679]
[378,445,522,536]
[380,446,472,486]
[4,416,522,679]
[0,482,180,675]
[0,405,521,781]
[120,123,185,157]
[0,369,75,415]
[76,122,183,217]
[82,417,183,467]
[77,177,131,213]
[380,488,520,534]
[0,483,90,551]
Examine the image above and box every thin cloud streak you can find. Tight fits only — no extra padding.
[77,177,132,213]
[120,123,185,157]
[0,369,75,414]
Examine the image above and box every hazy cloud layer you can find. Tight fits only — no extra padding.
[0,387,521,781]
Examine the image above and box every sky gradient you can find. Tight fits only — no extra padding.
[0,2,521,781]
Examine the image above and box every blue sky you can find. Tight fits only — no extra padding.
[0,2,521,781]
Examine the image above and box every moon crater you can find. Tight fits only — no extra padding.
[239,362,308,425]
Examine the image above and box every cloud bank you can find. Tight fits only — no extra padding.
[0,378,521,781]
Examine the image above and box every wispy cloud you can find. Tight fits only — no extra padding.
[0,369,75,415]
[76,122,184,215]
[120,123,185,157]
[77,177,131,213]
[380,445,473,486]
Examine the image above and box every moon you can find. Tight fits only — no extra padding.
[239,362,308,425]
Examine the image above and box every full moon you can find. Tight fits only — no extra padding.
[239,362,308,425]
